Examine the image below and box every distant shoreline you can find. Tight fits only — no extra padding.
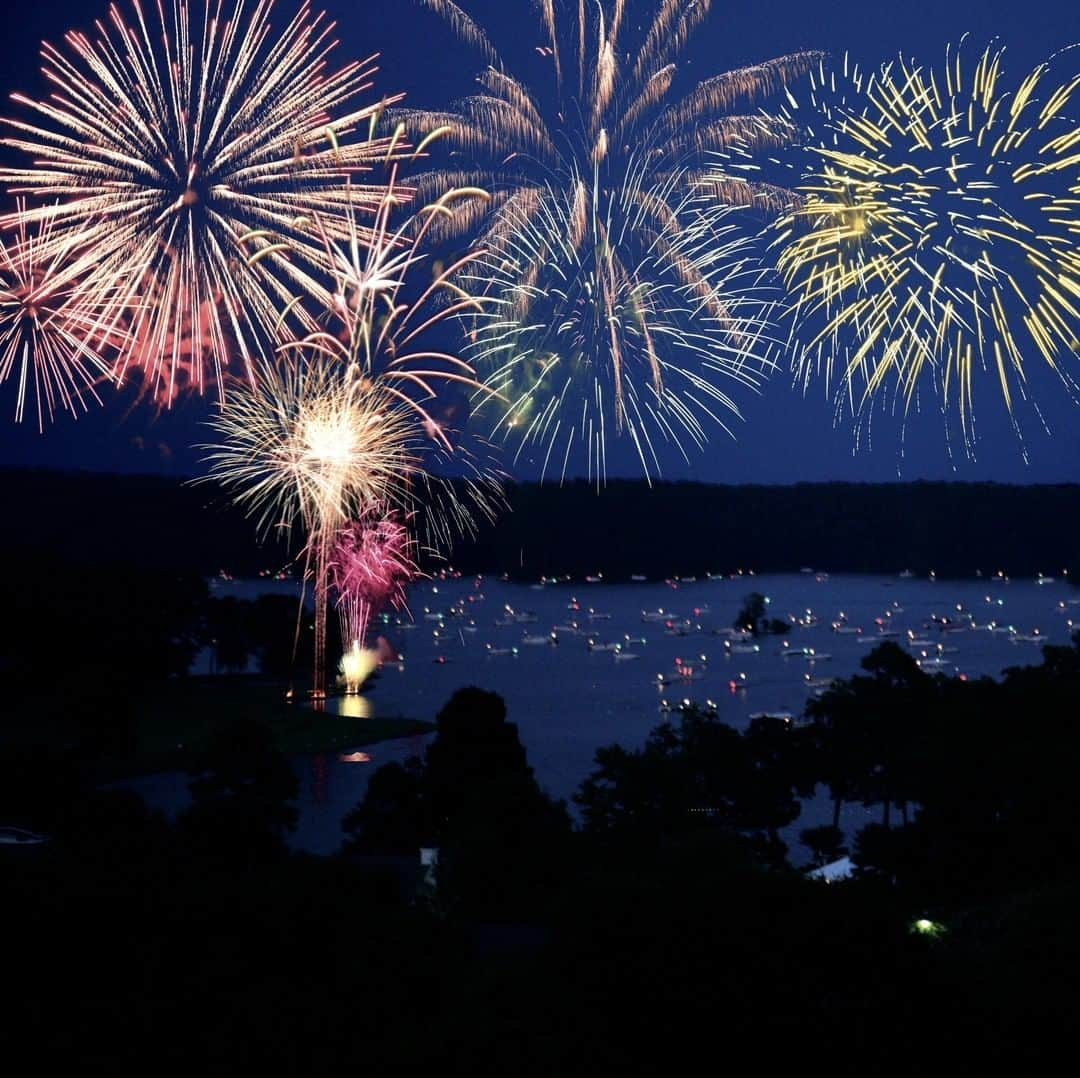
[1,468,1077,583]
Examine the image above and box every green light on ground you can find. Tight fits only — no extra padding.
[910,918,946,938]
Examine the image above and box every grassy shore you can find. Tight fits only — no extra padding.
[4,675,435,780]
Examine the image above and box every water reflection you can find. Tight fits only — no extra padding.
[330,694,373,719]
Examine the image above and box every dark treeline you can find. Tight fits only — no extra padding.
[0,467,277,574]
[2,467,1078,579]
[456,478,1080,580]
[0,558,327,692]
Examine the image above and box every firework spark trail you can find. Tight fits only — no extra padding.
[328,515,416,667]
[768,44,1080,454]
[296,168,507,554]
[1,0,402,403]
[0,201,125,429]
[398,0,819,482]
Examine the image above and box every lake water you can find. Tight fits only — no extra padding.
[150,569,1079,857]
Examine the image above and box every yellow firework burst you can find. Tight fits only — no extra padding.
[771,45,1080,449]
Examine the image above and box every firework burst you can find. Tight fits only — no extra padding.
[0,202,123,429]
[338,643,379,695]
[329,515,416,691]
[399,0,819,481]
[1,0,402,402]
[770,44,1080,452]
[201,357,425,543]
[463,164,776,479]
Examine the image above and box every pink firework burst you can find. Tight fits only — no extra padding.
[1,0,402,402]
[0,201,123,428]
[328,514,417,651]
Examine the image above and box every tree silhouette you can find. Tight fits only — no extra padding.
[342,757,429,854]
[808,643,932,829]
[800,824,847,867]
[344,688,570,918]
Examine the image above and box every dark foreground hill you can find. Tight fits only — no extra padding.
[0,468,1077,580]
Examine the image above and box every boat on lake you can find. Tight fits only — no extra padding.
[750,711,795,722]
[522,633,554,646]
[641,609,670,622]
[917,657,953,669]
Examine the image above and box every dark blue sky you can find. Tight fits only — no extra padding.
[2,0,1078,483]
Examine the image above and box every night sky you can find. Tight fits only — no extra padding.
[2,0,1079,484]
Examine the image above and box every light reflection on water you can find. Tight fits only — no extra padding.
[326,694,374,720]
